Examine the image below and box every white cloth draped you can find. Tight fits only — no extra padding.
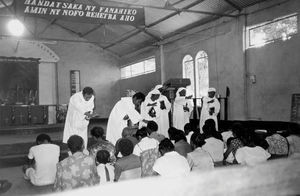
[106,97,143,145]
[173,87,193,131]
[199,96,220,133]
[140,87,171,137]
[63,91,94,148]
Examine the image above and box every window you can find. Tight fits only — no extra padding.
[182,55,195,98]
[121,57,156,79]
[195,51,209,106]
[247,14,298,48]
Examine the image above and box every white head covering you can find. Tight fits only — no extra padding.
[176,87,186,98]
[208,87,216,92]
[153,84,163,92]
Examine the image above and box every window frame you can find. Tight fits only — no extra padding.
[120,57,156,79]
[247,13,298,48]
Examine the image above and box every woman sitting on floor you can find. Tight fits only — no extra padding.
[223,123,245,164]
[187,132,214,171]
[235,130,271,166]
[202,119,224,163]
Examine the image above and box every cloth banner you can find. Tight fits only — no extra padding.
[15,0,145,26]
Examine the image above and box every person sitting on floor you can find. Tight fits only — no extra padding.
[96,150,114,184]
[287,134,300,157]
[147,121,165,143]
[223,123,245,164]
[115,127,139,158]
[202,119,224,163]
[23,134,60,186]
[153,138,190,177]
[114,138,141,182]
[54,135,99,191]
[89,126,116,164]
[172,128,192,158]
[184,123,196,144]
[133,127,159,156]
[187,132,214,171]
[235,130,271,166]
[265,133,289,156]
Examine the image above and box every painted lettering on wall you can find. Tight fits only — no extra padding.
[16,0,145,26]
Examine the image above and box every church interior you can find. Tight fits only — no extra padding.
[0,0,299,195]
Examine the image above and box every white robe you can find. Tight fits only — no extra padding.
[106,97,143,145]
[199,96,220,133]
[63,91,94,148]
[140,89,171,137]
[173,88,193,131]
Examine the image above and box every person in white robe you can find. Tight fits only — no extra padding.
[140,86,171,137]
[173,87,193,131]
[106,92,146,145]
[154,85,171,137]
[199,87,220,133]
[63,87,95,149]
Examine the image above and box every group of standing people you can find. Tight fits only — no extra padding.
[62,85,221,148]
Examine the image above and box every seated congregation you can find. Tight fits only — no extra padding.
[20,118,300,193]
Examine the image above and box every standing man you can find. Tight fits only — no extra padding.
[199,87,220,133]
[106,92,146,145]
[63,87,95,149]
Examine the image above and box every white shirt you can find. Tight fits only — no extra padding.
[28,143,60,185]
[133,137,159,156]
[96,164,114,184]
[187,148,214,171]
[153,151,190,177]
[202,137,224,162]
[235,146,271,166]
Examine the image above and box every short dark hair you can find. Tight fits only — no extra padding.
[136,127,148,139]
[90,126,105,140]
[168,127,178,140]
[67,135,84,154]
[36,134,51,144]
[133,92,145,102]
[147,121,158,134]
[190,133,206,147]
[118,138,134,156]
[184,123,192,135]
[173,130,187,143]
[231,123,245,139]
[96,150,110,164]
[82,87,94,95]
[159,138,174,154]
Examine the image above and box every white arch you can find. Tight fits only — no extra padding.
[0,39,59,62]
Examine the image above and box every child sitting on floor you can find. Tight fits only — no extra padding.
[96,150,114,184]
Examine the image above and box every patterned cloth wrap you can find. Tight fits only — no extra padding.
[140,147,160,177]
[265,134,289,155]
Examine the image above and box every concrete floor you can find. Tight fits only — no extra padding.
[0,167,53,196]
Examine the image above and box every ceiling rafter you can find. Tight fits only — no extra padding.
[46,19,121,57]
[80,23,104,37]
[222,0,242,12]
[38,0,77,36]
[103,0,209,50]
[87,0,162,42]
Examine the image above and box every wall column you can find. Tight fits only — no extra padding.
[160,45,166,83]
